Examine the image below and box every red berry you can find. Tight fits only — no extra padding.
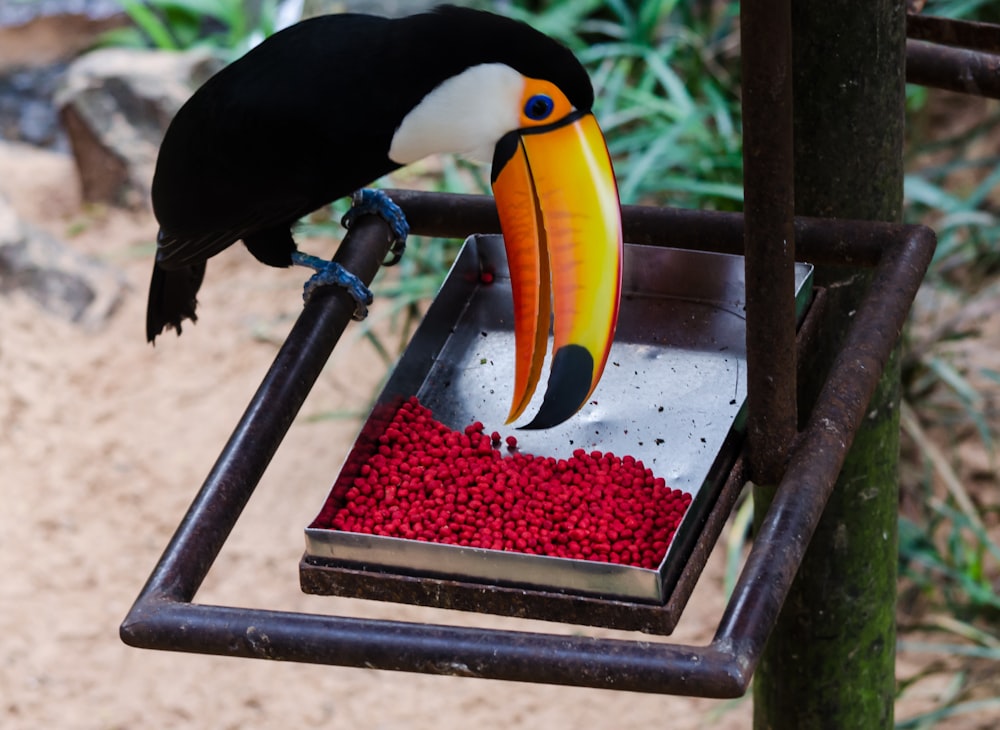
[314,398,690,569]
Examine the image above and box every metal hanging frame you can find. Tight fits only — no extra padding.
[120,8,1000,697]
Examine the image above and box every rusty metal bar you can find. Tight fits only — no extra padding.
[121,193,934,697]
[906,39,1000,99]
[903,14,1000,99]
[125,601,745,695]
[386,189,898,267]
[128,214,396,605]
[740,0,798,485]
[715,224,935,668]
[906,13,1000,52]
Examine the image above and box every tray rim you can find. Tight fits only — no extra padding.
[303,235,814,614]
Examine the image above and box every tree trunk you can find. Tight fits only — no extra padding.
[752,1,906,727]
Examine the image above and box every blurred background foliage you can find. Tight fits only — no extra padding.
[110,0,1000,724]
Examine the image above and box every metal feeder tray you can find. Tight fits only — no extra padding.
[301,234,813,629]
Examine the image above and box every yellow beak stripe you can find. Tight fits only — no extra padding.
[492,112,623,428]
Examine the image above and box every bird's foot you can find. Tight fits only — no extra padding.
[291,251,373,321]
[341,188,409,266]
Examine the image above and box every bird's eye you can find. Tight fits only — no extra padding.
[524,94,555,121]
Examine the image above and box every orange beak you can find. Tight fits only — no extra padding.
[491,112,623,429]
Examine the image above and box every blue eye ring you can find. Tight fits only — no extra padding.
[524,94,555,121]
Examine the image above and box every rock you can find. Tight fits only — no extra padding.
[56,47,222,209]
[0,63,69,151]
[0,193,125,328]
[0,140,81,222]
[0,0,125,152]
[0,0,126,73]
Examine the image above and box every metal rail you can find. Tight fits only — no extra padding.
[738,0,797,485]
[907,13,1000,53]
[905,14,1000,98]
[907,40,1000,99]
[121,194,934,697]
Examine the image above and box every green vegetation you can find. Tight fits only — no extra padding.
[893,2,1000,721]
[106,0,279,56]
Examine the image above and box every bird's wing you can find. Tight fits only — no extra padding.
[151,14,405,270]
[153,197,315,270]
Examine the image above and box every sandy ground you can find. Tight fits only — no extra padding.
[0,142,755,729]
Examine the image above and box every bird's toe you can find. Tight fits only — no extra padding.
[341,189,410,265]
[294,253,374,321]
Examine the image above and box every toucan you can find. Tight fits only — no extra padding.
[147,5,622,429]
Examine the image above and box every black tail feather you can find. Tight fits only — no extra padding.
[146,261,206,342]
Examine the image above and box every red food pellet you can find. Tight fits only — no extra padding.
[313,396,691,569]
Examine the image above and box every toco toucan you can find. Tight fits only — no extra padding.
[147,5,622,429]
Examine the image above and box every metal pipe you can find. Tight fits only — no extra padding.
[740,0,798,485]
[906,39,1000,99]
[124,601,747,696]
[128,215,396,605]
[906,13,1000,53]
[385,190,896,267]
[715,225,935,667]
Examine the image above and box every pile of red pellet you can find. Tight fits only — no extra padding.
[316,397,691,569]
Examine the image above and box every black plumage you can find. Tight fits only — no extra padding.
[147,5,592,342]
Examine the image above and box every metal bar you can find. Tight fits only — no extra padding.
[906,13,1000,53]
[121,195,934,698]
[386,190,898,267]
[716,225,935,674]
[740,0,798,485]
[125,601,745,696]
[906,39,1000,99]
[128,215,396,605]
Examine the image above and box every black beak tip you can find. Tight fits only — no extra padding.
[518,345,595,430]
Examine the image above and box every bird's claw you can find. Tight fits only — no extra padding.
[341,188,409,266]
[382,237,406,267]
[292,252,373,321]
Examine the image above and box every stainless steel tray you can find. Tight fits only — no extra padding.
[305,234,813,604]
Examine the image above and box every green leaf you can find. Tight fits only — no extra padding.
[903,174,967,212]
[119,0,179,49]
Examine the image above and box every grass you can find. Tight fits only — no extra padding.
[895,2,1000,722]
[899,76,1000,653]
[105,0,282,57]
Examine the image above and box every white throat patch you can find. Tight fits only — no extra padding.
[388,63,524,166]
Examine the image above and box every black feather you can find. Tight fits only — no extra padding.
[147,5,592,341]
[146,261,206,342]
